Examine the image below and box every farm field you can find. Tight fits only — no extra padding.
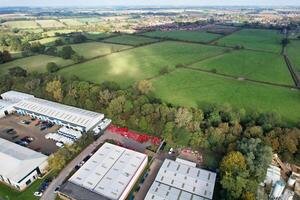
[152,68,300,123]
[77,17,102,24]
[286,40,300,73]
[83,32,115,40]
[36,20,65,28]
[30,37,61,46]
[3,20,40,29]
[43,29,79,37]
[0,55,74,73]
[58,42,131,59]
[216,29,283,53]
[58,41,227,87]
[103,35,159,46]
[191,49,293,85]
[142,30,222,43]
[59,19,84,26]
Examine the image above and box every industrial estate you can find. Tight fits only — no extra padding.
[0,3,300,200]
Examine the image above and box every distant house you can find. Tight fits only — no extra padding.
[0,138,48,190]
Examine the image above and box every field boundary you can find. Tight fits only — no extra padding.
[283,54,300,88]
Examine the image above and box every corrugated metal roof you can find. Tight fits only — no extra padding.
[69,143,147,200]
[145,159,216,200]
[0,138,48,183]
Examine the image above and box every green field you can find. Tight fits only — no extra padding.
[59,41,227,87]
[192,49,293,85]
[59,19,84,26]
[142,30,222,43]
[0,55,74,73]
[36,20,65,28]
[77,17,102,24]
[286,40,300,73]
[83,32,115,40]
[216,29,283,53]
[43,29,79,37]
[103,35,159,46]
[59,42,131,59]
[30,37,61,46]
[152,68,300,123]
[3,20,40,29]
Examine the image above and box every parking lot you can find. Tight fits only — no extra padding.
[0,114,59,155]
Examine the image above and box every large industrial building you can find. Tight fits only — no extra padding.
[145,158,216,200]
[0,138,48,190]
[0,91,104,132]
[59,142,148,200]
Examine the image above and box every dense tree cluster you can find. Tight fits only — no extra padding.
[0,50,11,63]
[0,71,299,199]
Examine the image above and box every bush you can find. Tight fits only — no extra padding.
[175,63,186,68]
[159,66,171,75]
[46,62,59,73]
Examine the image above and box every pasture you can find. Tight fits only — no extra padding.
[152,68,300,123]
[83,32,114,40]
[59,19,84,26]
[192,49,293,85]
[58,41,227,87]
[58,42,131,59]
[43,29,79,37]
[216,29,283,53]
[286,40,300,73]
[77,17,102,24]
[103,35,159,46]
[3,20,39,29]
[142,30,222,43]
[30,37,61,46]
[0,55,74,73]
[36,20,65,28]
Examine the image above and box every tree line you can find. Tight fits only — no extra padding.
[0,70,299,199]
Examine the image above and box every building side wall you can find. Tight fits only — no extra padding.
[119,156,148,200]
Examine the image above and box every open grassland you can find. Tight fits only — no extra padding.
[142,30,222,43]
[30,37,61,46]
[0,55,74,73]
[83,32,115,40]
[58,41,227,87]
[192,49,293,85]
[152,68,300,123]
[3,20,40,29]
[59,42,131,59]
[286,40,300,73]
[43,29,79,37]
[216,29,283,53]
[36,20,65,28]
[77,17,102,24]
[59,19,85,26]
[103,35,159,46]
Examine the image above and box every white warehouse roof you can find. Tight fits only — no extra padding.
[14,97,104,131]
[145,159,217,200]
[69,142,148,200]
[1,90,34,102]
[0,100,15,111]
[0,138,48,183]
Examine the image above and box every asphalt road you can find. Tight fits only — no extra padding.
[41,134,106,200]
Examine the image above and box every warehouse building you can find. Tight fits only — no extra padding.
[145,158,216,200]
[0,138,48,190]
[59,142,148,200]
[0,100,15,118]
[0,91,104,132]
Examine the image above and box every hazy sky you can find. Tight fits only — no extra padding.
[1,0,300,7]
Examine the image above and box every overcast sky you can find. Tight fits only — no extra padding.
[1,0,300,7]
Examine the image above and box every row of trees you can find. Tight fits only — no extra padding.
[0,71,299,199]
[0,50,11,63]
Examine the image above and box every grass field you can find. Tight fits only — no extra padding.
[286,40,300,73]
[152,68,300,123]
[59,19,84,26]
[192,49,293,85]
[103,35,159,46]
[216,29,283,53]
[58,42,131,59]
[83,32,115,40]
[3,20,40,29]
[43,29,79,37]
[77,17,102,24]
[30,37,61,46]
[142,30,222,43]
[59,41,227,87]
[0,55,74,73]
[36,20,65,28]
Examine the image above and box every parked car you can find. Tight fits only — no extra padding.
[5,128,14,133]
[21,136,34,143]
[56,141,64,148]
[54,186,60,193]
[15,140,28,146]
[168,148,174,155]
[21,120,31,125]
[33,191,43,197]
